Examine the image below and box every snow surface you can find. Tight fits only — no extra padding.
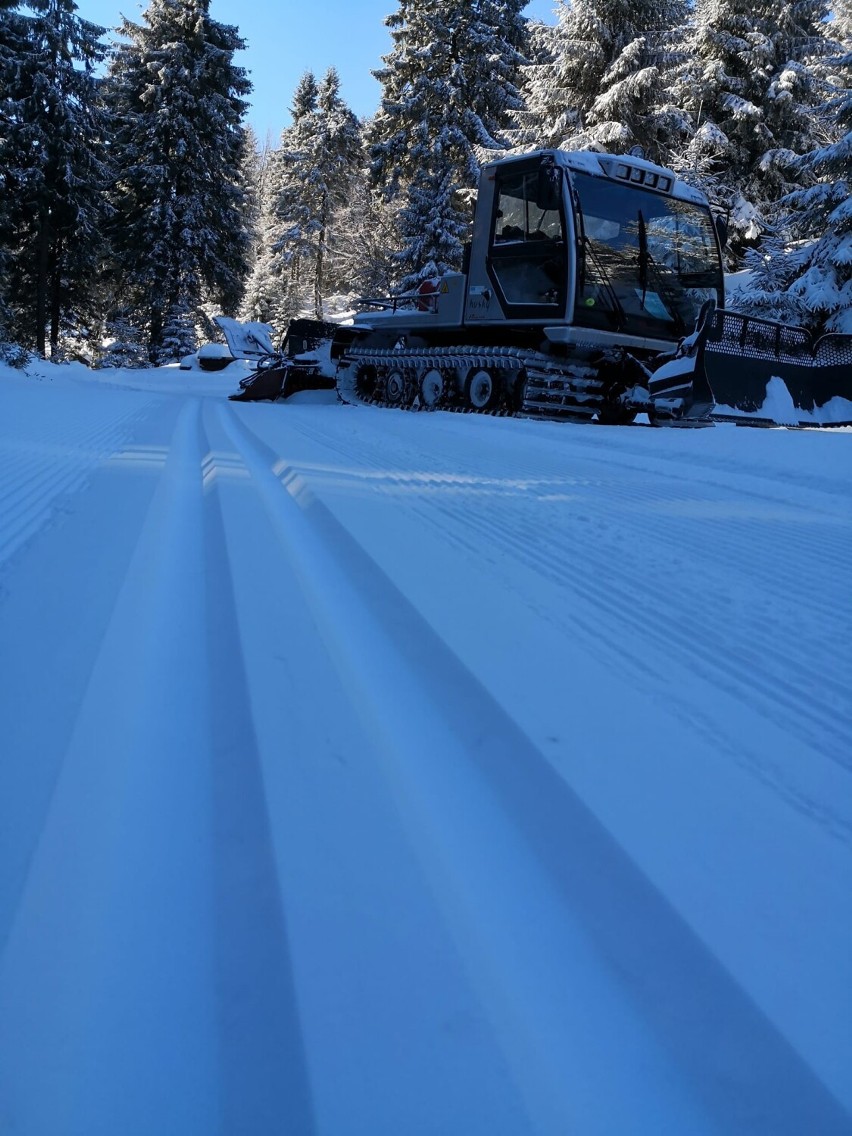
[0,359,850,1135]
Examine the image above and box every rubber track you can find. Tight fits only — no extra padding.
[337,343,609,420]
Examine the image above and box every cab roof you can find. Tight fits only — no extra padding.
[484,149,709,208]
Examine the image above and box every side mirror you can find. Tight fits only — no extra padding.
[714,213,729,249]
[536,158,562,212]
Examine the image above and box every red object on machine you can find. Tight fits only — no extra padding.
[415,278,440,312]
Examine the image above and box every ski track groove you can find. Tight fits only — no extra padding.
[0,400,217,1133]
[410,498,852,842]
[384,409,848,510]
[196,400,319,1135]
[218,403,852,1136]
[0,404,153,566]
[291,413,851,590]
[450,412,850,506]
[336,420,849,609]
[275,414,852,839]
[283,415,851,741]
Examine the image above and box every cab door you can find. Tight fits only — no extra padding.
[486,158,568,321]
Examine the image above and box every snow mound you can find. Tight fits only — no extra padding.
[717,376,852,426]
[197,343,232,361]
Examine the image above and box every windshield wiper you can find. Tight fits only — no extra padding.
[637,208,651,308]
[573,186,626,330]
[637,211,687,336]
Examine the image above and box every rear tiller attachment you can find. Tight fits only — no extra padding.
[229,319,338,403]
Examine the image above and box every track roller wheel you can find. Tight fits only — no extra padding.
[509,370,527,413]
[596,402,637,426]
[419,367,445,408]
[384,368,413,407]
[353,363,378,401]
[464,368,499,411]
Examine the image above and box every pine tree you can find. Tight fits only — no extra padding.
[240,125,266,267]
[239,128,285,328]
[767,44,852,333]
[264,72,321,320]
[0,2,28,343]
[517,0,687,163]
[97,311,151,368]
[835,0,852,44]
[264,69,362,320]
[107,0,251,363]
[0,0,111,357]
[370,0,527,286]
[510,19,566,151]
[671,0,833,247]
[735,235,811,323]
[308,69,362,316]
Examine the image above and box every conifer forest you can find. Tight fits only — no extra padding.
[2,0,851,364]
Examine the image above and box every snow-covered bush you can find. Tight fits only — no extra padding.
[0,338,30,369]
[97,316,151,369]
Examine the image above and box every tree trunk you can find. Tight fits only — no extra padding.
[314,194,328,321]
[50,235,62,357]
[148,308,163,365]
[35,206,50,358]
[314,228,325,321]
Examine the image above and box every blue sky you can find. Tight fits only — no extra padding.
[77,0,557,140]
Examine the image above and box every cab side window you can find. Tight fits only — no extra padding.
[494,173,563,244]
[489,168,566,310]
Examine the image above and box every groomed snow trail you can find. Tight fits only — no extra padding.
[0,365,850,1135]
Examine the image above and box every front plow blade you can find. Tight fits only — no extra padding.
[700,310,852,427]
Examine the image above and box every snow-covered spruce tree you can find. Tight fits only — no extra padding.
[265,69,362,320]
[260,72,321,322]
[511,17,576,152]
[755,44,852,333]
[97,310,150,368]
[236,126,284,327]
[240,126,290,329]
[0,0,27,346]
[587,30,690,162]
[515,0,687,164]
[671,0,834,248]
[733,235,812,323]
[370,0,527,287]
[240,125,265,267]
[0,0,111,357]
[834,0,852,44]
[106,0,251,363]
[240,220,290,331]
[308,69,362,316]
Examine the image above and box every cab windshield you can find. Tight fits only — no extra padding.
[571,172,723,339]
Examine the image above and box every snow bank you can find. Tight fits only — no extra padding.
[717,375,852,426]
[0,355,251,396]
